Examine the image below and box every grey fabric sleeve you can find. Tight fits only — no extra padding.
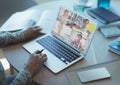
[0,31,25,48]
[10,70,32,85]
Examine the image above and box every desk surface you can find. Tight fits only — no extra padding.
[3,0,120,85]
[66,59,120,85]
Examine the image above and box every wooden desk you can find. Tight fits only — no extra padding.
[3,0,120,85]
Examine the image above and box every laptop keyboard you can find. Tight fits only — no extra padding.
[37,36,81,64]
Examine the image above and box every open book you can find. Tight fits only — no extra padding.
[0,9,42,32]
[0,9,58,35]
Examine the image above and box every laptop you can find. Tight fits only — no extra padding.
[23,8,97,73]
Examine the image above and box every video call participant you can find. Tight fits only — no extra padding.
[57,9,69,35]
[71,34,84,51]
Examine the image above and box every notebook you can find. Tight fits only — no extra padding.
[100,26,120,38]
[23,8,97,73]
[109,37,120,55]
[87,8,120,24]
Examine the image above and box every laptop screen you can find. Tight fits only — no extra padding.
[52,8,97,53]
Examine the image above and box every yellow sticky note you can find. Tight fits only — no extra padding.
[88,22,96,32]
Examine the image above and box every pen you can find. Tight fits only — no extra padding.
[39,49,44,53]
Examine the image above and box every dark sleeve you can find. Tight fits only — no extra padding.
[0,61,7,85]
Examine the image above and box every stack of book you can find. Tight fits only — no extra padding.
[99,25,120,38]
[109,37,120,55]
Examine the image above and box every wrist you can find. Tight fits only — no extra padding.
[24,65,33,77]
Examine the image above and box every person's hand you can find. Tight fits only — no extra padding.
[24,50,47,77]
[23,26,41,41]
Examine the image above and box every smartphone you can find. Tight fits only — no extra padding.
[78,67,111,83]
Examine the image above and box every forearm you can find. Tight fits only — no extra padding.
[0,31,25,47]
[10,70,31,85]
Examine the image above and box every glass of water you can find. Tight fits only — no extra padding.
[73,0,88,14]
[97,0,111,9]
